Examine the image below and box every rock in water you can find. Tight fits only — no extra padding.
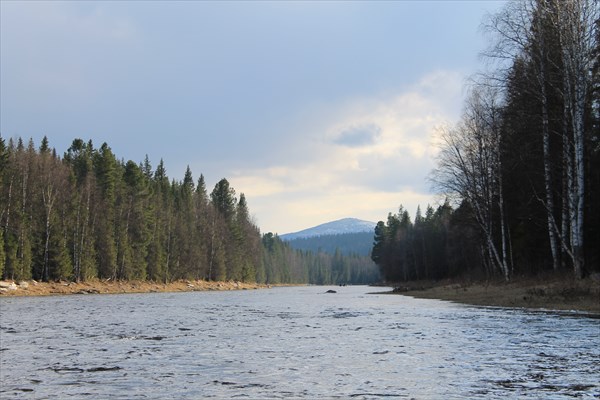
[326,289,337,294]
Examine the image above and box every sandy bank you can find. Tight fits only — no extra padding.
[381,276,600,314]
[0,279,272,297]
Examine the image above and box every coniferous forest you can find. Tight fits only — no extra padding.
[372,0,599,283]
[2,1,598,288]
[284,232,375,257]
[0,136,379,285]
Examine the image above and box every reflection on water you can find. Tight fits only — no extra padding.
[1,286,599,399]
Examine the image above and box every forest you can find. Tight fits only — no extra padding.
[372,0,599,283]
[284,232,375,257]
[2,0,597,288]
[0,136,379,285]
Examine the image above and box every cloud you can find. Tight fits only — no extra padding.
[1,0,507,236]
[333,123,382,148]
[2,2,139,81]
[228,70,464,233]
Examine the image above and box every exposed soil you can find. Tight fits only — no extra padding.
[2,276,598,314]
[0,279,271,297]
[381,275,600,314]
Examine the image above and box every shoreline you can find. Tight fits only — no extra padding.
[0,279,272,297]
[379,276,600,314]
[2,277,598,314]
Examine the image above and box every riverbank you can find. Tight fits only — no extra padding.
[383,275,600,313]
[0,279,271,297]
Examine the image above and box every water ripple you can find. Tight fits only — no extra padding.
[1,286,599,399]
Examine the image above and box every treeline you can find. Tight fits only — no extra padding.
[373,0,599,282]
[263,233,380,285]
[0,135,379,285]
[0,136,264,283]
[284,232,375,257]
[373,202,488,282]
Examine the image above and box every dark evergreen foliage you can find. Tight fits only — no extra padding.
[372,0,599,282]
[371,202,481,282]
[284,231,375,257]
[0,135,379,285]
[262,233,380,285]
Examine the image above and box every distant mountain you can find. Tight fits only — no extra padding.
[280,218,377,257]
[284,231,375,257]
[280,218,376,241]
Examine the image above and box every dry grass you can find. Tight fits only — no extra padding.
[0,279,271,297]
[2,276,598,314]
[385,275,600,313]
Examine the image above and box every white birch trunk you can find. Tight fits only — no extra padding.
[556,0,597,278]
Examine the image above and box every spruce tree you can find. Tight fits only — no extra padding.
[93,143,118,279]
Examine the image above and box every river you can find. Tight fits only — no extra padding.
[0,285,598,399]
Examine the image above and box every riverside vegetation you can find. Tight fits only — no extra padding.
[2,1,599,309]
[0,135,379,288]
[371,0,599,287]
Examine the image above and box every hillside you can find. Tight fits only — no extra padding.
[280,218,376,257]
[284,231,374,257]
[281,218,376,241]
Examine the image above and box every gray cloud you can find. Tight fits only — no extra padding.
[0,1,507,234]
[333,124,382,147]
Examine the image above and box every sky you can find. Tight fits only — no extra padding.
[1,0,507,235]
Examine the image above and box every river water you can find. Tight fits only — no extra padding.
[0,285,598,399]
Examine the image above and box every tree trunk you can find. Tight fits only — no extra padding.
[557,0,595,279]
[541,69,561,271]
[43,209,51,282]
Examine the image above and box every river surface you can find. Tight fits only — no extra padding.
[0,285,599,399]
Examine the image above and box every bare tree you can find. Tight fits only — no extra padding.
[483,0,563,270]
[554,0,598,278]
[482,0,599,278]
[432,87,511,281]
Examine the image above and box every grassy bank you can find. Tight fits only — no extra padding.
[0,279,271,297]
[383,275,600,314]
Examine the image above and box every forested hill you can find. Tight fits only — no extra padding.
[280,218,376,241]
[0,136,379,285]
[371,1,599,283]
[284,232,374,257]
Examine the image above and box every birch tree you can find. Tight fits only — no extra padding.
[484,0,563,271]
[433,87,511,281]
[484,0,598,278]
[554,0,598,278]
